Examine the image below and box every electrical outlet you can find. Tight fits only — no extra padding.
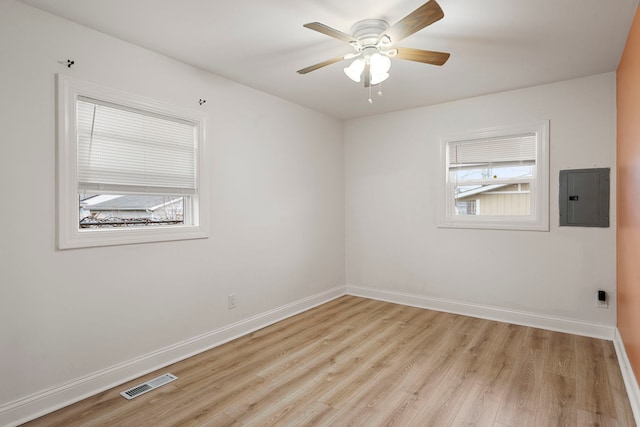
[228,294,237,309]
[595,291,608,309]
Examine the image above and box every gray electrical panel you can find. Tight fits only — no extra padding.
[559,168,610,227]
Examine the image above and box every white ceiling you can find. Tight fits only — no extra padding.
[20,0,639,119]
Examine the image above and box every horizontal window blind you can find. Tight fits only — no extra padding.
[448,133,536,167]
[77,97,197,194]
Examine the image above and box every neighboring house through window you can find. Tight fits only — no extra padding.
[79,194,185,228]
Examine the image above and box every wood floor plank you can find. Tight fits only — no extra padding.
[450,380,504,426]
[531,330,578,426]
[22,296,636,427]
[453,319,506,381]
[602,339,638,427]
[494,327,550,426]
[533,369,577,426]
[181,410,239,427]
[405,377,482,426]
[475,322,527,388]
[575,335,618,419]
[544,330,577,378]
[450,322,526,426]
[577,408,621,426]
[399,314,483,397]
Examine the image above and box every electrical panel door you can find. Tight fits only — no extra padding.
[559,168,610,227]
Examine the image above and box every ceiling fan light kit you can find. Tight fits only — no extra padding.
[297,0,450,102]
[344,51,391,84]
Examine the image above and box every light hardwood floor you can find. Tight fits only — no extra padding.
[23,296,636,426]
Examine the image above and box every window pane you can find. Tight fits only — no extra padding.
[79,194,186,228]
[455,183,531,216]
[452,164,535,183]
[455,200,477,215]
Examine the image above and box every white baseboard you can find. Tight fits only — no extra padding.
[347,285,615,340]
[0,286,347,427]
[613,328,640,425]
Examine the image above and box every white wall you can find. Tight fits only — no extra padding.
[0,1,344,422]
[346,73,616,329]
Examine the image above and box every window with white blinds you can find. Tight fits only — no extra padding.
[448,134,536,169]
[439,121,549,231]
[57,75,209,249]
[76,97,197,194]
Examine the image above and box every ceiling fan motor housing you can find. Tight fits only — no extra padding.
[351,19,390,46]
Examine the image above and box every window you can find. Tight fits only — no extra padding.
[456,200,478,215]
[57,75,209,248]
[438,121,549,231]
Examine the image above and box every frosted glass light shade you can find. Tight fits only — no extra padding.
[371,72,389,85]
[344,59,365,82]
[370,53,391,74]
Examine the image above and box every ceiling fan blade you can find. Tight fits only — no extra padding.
[364,62,371,88]
[297,55,348,74]
[395,47,450,65]
[384,0,444,44]
[303,22,359,44]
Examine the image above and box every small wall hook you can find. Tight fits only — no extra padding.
[67,59,75,68]
[199,99,206,106]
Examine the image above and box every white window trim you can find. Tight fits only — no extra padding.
[437,121,549,231]
[57,74,209,249]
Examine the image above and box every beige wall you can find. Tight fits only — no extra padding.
[617,5,640,386]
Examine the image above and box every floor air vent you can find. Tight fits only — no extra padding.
[120,373,177,400]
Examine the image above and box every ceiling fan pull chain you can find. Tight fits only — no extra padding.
[368,84,373,103]
[378,82,383,97]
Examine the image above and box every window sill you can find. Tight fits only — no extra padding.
[58,224,208,249]
[437,217,549,232]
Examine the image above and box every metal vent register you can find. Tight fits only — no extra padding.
[120,373,177,400]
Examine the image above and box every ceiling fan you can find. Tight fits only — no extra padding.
[297,0,450,89]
